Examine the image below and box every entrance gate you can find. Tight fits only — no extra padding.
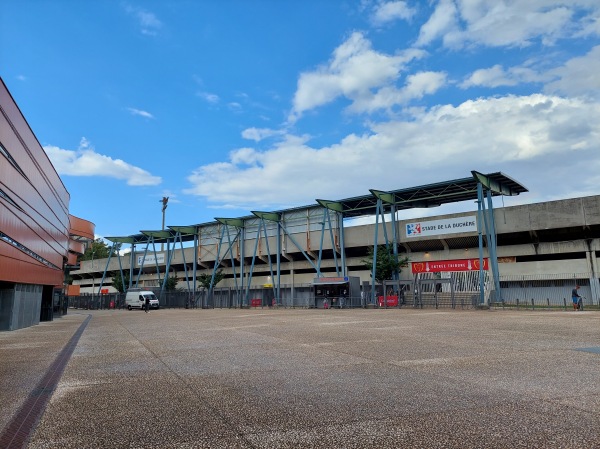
[383,273,483,309]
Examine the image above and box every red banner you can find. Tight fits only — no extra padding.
[411,258,489,273]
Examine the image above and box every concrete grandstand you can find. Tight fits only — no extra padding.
[71,185,600,311]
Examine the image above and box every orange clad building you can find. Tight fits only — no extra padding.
[0,78,94,330]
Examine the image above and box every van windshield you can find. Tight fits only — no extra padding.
[143,294,157,301]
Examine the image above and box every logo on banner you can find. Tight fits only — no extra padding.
[406,216,477,238]
[137,253,165,265]
[406,223,421,236]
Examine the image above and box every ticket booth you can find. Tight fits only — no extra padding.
[312,276,361,308]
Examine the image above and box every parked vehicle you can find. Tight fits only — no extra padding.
[125,289,159,310]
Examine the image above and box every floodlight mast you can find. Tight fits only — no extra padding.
[160,197,169,251]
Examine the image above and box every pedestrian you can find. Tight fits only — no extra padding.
[571,285,581,311]
[144,294,150,313]
[339,289,347,309]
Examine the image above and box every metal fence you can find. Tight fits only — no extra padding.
[67,273,599,312]
[67,291,195,310]
[490,273,598,311]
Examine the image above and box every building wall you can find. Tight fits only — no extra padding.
[0,284,43,331]
[0,79,70,287]
[0,78,94,330]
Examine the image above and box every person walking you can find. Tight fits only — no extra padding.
[339,289,347,309]
[571,285,581,311]
[144,294,150,313]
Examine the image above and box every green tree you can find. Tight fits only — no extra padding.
[80,238,111,262]
[197,269,225,290]
[112,270,130,293]
[165,275,178,291]
[361,245,408,284]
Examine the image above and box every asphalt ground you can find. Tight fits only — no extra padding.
[1,307,599,449]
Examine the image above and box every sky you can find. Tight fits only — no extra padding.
[2,0,600,239]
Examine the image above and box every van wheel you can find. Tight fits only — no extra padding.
[127,305,132,310]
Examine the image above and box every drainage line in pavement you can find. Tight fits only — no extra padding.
[0,314,92,449]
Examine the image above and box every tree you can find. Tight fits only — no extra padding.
[112,270,130,293]
[197,269,225,290]
[165,275,178,291]
[361,245,409,284]
[80,238,110,262]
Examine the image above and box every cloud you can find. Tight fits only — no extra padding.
[417,1,595,49]
[124,5,162,36]
[196,91,220,104]
[459,46,600,92]
[127,107,155,119]
[185,94,600,211]
[289,32,426,121]
[349,71,446,113]
[241,127,285,142]
[459,63,550,89]
[44,138,161,186]
[227,102,242,113]
[544,45,600,98]
[371,1,416,26]
[575,7,600,38]
[415,0,458,47]
[460,64,517,88]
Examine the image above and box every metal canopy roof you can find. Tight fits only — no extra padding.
[317,171,527,218]
[105,171,527,244]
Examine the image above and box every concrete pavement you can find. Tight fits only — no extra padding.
[1,308,599,448]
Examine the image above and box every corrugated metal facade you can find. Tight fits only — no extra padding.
[1,78,94,330]
[0,79,70,286]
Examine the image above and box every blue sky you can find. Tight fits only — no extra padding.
[2,1,600,239]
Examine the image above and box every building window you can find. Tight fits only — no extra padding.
[0,141,29,181]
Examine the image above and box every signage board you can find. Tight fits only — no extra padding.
[406,216,477,238]
[137,253,165,266]
[411,258,489,273]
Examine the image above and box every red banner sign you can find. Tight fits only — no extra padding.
[411,258,489,273]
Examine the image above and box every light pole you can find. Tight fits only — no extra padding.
[160,197,168,251]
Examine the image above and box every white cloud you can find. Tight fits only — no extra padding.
[197,91,220,104]
[544,45,600,98]
[349,71,447,113]
[460,65,516,88]
[185,94,600,211]
[241,127,284,142]
[575,8,600,37]
[44,138,162,186]
[417,1,597,49]
[371,1,416,26]
[124,5,162,36]
[415,0,458,47]
[227,102,242,113]
[290,32,426,120]
[459,63,551,89]
[127,107,155,119]
[459,50,600,91]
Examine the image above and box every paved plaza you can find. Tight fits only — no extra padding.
[1,308,599,448]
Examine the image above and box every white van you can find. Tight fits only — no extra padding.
[125,289,159,310]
